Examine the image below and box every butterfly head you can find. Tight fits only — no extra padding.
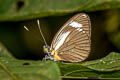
[43,45,51,54]
[43,45,56,61]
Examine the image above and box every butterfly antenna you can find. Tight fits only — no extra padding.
[37,19,48,46]
[24,25,45,43]
[24,26,29,31]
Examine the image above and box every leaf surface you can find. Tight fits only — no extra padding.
[0,42,61,80]
[58,52,120,79]
[1,0,120,21]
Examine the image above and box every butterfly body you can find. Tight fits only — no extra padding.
[43,46,62,61]
[43,13,91,62]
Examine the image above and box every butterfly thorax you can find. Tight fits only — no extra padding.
[51,50,62,60]
[43,45,62,61]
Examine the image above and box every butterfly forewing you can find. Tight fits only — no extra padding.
[51,13,91,62]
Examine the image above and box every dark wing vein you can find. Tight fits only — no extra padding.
[51,13,91,62]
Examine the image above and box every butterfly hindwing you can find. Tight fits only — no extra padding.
[51,13,91,62]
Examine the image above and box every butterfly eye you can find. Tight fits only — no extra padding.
[45,48,48,52]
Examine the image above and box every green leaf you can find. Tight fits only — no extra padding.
[1,0,120,21]
[81,52,120,71]
[58,52,120,79]
[0,42,14,58]
[0,58,61,80]
[0,42,61,80]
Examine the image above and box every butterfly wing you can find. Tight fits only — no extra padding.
[51,13,91,62]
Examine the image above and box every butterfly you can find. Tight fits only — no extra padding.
[24,13,91,62]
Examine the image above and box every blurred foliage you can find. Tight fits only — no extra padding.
[0,0,120,80]
[104,9,120,51]
[1,0,120,21]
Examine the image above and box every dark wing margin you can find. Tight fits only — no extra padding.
[51,13,91,62]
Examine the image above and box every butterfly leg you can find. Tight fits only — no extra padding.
[42,55,47,62]
[42,55,54,61]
